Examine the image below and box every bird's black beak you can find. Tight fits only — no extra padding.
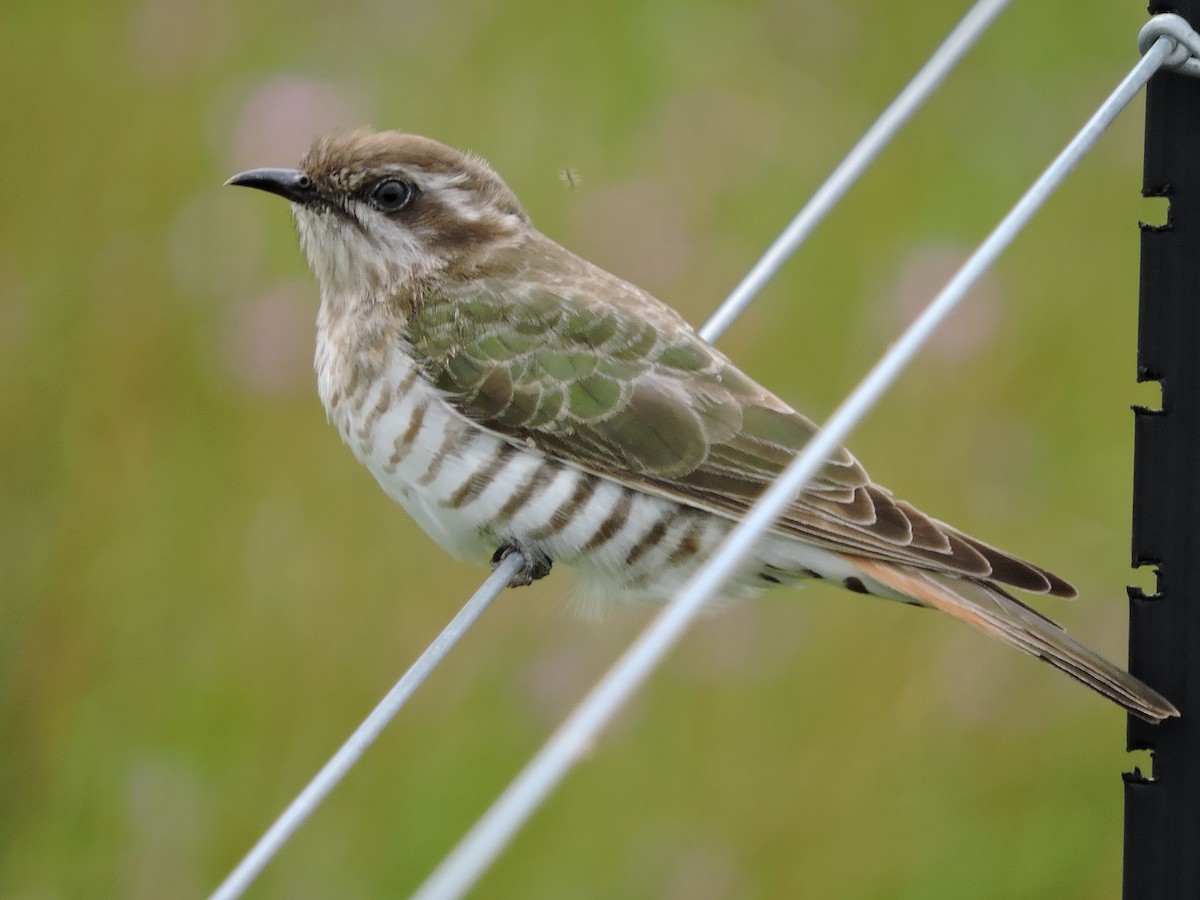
[226,167,316,204]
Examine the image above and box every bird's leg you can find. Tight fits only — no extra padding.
[491,540,553,588]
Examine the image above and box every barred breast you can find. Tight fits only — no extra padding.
[314,317,854,605]
[313,335,675,596]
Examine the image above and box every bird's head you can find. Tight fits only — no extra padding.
[228,130,531,302]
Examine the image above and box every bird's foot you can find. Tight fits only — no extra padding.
[491,540,553,588]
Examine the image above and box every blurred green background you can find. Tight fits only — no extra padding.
[0,0,1163,896]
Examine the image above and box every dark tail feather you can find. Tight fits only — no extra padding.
[851,557,1179,724]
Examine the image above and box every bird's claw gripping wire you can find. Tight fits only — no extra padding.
[491,541,553,588]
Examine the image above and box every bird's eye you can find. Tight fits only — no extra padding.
[371,179,416,212]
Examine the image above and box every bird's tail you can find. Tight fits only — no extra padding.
[850,556,1179,724]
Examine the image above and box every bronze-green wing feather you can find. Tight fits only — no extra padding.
[406,264,1073,597]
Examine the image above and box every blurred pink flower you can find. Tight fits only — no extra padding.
[568,178,691,297]
[882,242,1003,362]
[231,76,371,169]
[221,281,314,394]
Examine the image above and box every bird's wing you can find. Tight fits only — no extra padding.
[407,275,1073,596]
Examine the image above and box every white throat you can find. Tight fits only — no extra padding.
[294,204,441,307]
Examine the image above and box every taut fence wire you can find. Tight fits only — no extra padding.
[209,555,524,900]
[699,0,1011,343]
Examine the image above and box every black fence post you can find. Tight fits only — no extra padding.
[1124,6,1200,898]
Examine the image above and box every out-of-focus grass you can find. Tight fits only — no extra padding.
[1,1,1151,896]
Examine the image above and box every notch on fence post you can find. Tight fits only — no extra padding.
[1124,6,1200,898]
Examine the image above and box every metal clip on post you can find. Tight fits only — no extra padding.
[1138,13,1200,78]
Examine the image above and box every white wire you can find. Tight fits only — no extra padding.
[700,0,1012,343]
[209,553,524,900]
[412,38,1174,900]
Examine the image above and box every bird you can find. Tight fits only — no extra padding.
[228,128,1178,723]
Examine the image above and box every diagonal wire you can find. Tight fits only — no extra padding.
[209,2,1018,897]
[209,553,524,900]
[700,0,1012,343]
[411,37,1177,900]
